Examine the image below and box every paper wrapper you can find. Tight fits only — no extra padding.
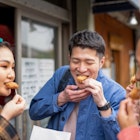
[30,125,71,140]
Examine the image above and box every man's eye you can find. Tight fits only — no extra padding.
[72,59,79,63]
[86,61,94,65]
[87,62,93,64]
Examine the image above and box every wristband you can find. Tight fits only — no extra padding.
[97,102,110,111]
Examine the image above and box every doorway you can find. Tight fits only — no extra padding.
[111,50,120,83]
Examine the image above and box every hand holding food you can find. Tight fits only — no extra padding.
[129,88,140,100]
[130,75,137,84]
[117,98,139,130]
[129,75,140,100]
[1,94,26,121]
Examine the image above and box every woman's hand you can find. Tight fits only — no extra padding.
[126,83,135,97]
[1,94,26,121]
[117,98,139,130]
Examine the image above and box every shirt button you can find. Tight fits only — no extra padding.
[62,117,65,121]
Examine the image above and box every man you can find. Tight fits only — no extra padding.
[117,37,140,140]
[29,30,126,140]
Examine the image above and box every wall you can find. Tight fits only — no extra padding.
[94,13,134,88]
[76,0,94,31]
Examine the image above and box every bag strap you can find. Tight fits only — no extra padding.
[57,69,71,92]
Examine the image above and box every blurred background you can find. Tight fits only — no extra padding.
[0,0,139,139]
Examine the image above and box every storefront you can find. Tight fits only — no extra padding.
[92,0,140,87]
[0,0,139,139]
[0,1,72,139]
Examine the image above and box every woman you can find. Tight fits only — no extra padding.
[117,37,140,140]
[0,39,26,140]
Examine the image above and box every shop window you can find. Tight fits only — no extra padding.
[21,17,57,109]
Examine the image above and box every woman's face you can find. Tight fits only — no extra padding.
[0,47,15,96]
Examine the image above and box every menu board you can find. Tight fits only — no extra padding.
[21,58,54,109]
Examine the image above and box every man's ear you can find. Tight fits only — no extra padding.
[99,56,105,68]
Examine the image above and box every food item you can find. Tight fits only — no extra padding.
[129,88,140,100]
[77,75,87,83]
[5,82,19,89]
[129,75,140,99]
[130,75,137,84]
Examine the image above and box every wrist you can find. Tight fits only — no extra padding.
[1,111,10,121]
[97,101,111,111]
[57,91,67,106]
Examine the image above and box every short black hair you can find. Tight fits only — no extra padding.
[68,30,106,58]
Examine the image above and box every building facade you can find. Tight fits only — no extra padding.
[0,0,139,139]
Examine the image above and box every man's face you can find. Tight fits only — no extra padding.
[69,47,105,86]
[136,40,140,81]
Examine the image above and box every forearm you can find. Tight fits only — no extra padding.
[100,109,120,140]
[97,101,112,117]
[29,93,67,120]
[99,108,112,117]
[29,98,55,120]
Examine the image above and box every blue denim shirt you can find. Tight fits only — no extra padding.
[29,65,126,140]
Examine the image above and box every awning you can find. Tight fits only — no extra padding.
[92,0,140,13]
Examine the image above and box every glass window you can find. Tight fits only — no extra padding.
[21,17,57,59]
[21,17,57,108]
[21,17,58,139]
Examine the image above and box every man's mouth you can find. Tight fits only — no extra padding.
[76,75,88,83]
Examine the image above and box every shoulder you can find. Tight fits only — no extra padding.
[55,65,70,74]
[53,65,70,81]
[98,69,125,91]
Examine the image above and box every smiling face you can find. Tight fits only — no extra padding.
[0,47,15,96]
[69,47,105,87]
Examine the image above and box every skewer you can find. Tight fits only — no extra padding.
[15,89,18,95]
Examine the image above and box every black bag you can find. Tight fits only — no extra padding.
[57,69,71,92]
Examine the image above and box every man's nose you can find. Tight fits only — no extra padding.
[77,63,87,72]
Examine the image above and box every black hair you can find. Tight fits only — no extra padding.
[0,41,13,52]
[68,30,106,58]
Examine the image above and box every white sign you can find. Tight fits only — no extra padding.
[21,58,54,109]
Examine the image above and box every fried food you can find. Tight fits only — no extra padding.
[130,75,137,84]
[77,75,87,83]
[129,75,140,99]
[129,88,140,100]
[5,82,19,89]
